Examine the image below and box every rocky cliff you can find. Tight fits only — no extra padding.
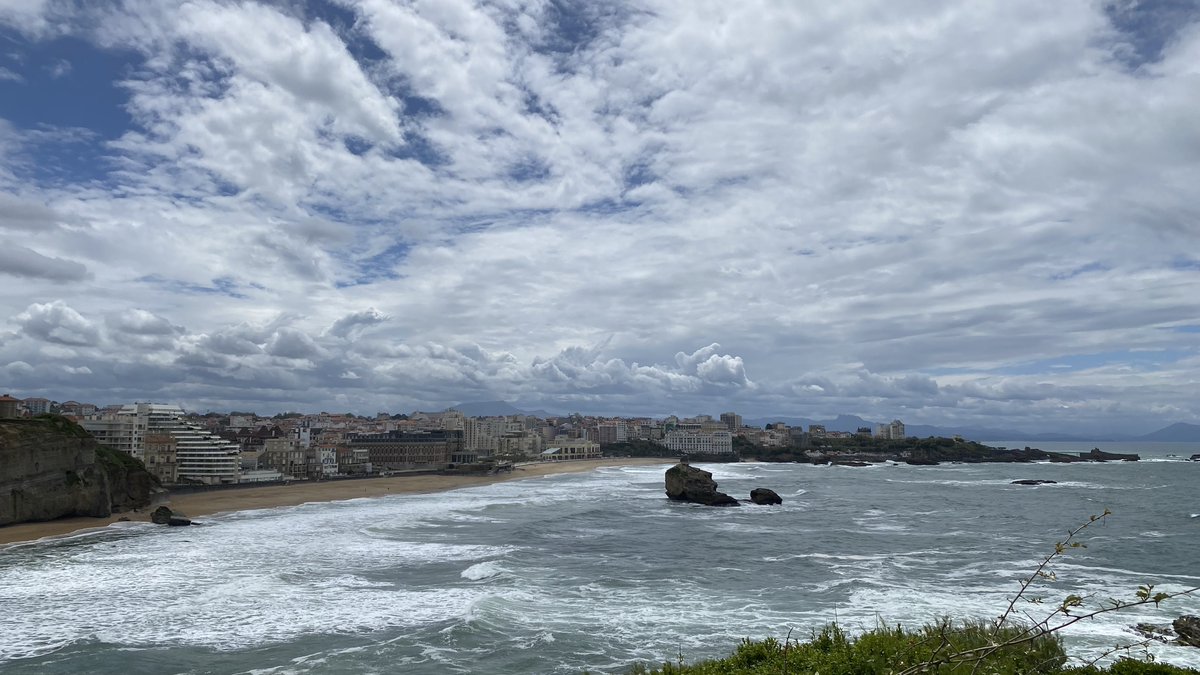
[0,416,159,526]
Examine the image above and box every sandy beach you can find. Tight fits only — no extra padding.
[0,458,671,547]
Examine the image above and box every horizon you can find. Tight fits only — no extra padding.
[2,1,1199,437]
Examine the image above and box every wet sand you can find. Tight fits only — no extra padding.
[0,458,671,547]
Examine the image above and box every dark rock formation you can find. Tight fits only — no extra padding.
[1081,448,1139,462]
[1011,479,1058,486]
[1175,615,1200,647]
[905,458,940,466]
[664,463,740,506]
[749,488,782,505]
[151,505,174,525]
[1,416,159,526]
[1134,622,1173,643]
[167,516,193,527]
[1190,454,1200,462]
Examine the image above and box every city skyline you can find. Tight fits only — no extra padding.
[2,1,1199,435]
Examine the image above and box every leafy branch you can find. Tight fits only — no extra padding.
[897,510,1198,674]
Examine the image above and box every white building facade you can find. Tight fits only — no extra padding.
[82,403,242,485]
[661,429,734,455]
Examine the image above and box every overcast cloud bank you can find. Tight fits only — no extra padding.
[1,0,1198,435]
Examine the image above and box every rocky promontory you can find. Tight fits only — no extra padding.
[748,437,1143,466]
[1,416,160,526]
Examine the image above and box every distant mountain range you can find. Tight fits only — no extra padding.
[444,401,1200,442]
[448,400,557,419]
[1136,422,1200,442]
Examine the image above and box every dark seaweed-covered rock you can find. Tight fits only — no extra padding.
[1011,479,1058,486]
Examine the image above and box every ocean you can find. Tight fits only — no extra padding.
[2,443,1198,674]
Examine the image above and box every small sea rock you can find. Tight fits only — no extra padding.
[151,506,173,524]
[1134,622,1173,643]
[749,488,783,505]
[1011,479,1057,486]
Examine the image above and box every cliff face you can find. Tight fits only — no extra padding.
[0,416,158,526]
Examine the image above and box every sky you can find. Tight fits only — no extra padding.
[0,0,1198,434]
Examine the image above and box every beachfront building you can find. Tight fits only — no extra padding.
[80,404,242,484]
[307,445,339,479]
[262,437,307,479]
[539,438,601,461]
[142,434,178,484]
[661,428,734,455]
[348,429,464,471]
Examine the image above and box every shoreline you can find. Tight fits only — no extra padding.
[0,457,671,547]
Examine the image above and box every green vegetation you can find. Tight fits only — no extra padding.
[1,413,95,439]
[623,622,1197,674]
[95,443,154,477]
[604,439,680,458]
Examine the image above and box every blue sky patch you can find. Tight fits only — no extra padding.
[138,274,249,299]
[1105,0,1200,68]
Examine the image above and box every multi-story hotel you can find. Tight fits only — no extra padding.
[661,428,734,455]
[347,429,465,470]
[81,403,242,484]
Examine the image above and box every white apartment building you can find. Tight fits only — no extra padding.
[873,420,907,440]
[23,397,52,415]
[81,403,242,485]
[597,421,627,445]
[661,429,734,454]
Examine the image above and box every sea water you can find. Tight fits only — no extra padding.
[2,446,1198,674]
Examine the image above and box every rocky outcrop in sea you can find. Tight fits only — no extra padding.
[664,462,740,506]
[749,488,783,505]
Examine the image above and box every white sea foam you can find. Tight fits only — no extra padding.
[5,458,1199,672]
[461,561,505,581]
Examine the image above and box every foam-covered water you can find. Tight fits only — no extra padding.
[2,453,1199,674]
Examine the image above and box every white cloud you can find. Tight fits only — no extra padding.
[15,301,101,346]
[0,0,1197,433]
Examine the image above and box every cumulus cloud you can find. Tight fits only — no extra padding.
[15,301,100,346]
[324,308,387,338]
[265,328,323,359]
[107,309,182,336]
[0,0,1198,433]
